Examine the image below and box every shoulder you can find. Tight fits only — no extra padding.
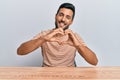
[73,32,87,46]
[74,32,83,40]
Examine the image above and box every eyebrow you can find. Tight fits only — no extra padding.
[58,12,72,19]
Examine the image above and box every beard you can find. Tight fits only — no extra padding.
[55,21,69,31]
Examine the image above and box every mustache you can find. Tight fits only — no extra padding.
[59,21,66,25]
[59,20,65,23]
[55,21,69,30]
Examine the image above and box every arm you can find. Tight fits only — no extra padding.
[17,28,64,55]
[65,29,98,65]
[76,45,98,65]
[17,36,46,55]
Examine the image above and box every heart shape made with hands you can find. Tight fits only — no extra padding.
[48,29,74,46]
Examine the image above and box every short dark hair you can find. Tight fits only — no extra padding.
[57,3,75,20]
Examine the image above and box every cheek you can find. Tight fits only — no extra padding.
[56,15,60,21]
[55,17,59,24]
[66,20,71,25]
[68,20,73,25]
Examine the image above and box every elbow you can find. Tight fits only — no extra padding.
[17,48,23,55]
[86,57,98,66]
[94,56,98,66]
[17,48,27,55]
[91,58,98,66]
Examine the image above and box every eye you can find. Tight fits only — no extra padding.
[58,13,64,17]
[66,15,72,20]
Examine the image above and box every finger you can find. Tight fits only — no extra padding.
[55,27,63,32]
[53,28,64,35]
[58,27,64,32]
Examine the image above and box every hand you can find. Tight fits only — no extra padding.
[51,28,64,36]
[43,28,65,43]
[61,29,80,47]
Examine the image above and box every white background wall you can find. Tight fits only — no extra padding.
[0,0,120,67]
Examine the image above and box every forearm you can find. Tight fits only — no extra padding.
[17,37,46,55]
[76,45,98,65]
[17,29,55,55]
[72,32,98,65]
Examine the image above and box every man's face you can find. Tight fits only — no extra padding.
[55,8,73,30]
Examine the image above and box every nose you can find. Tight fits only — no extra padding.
[61,16,66,22]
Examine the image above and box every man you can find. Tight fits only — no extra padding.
[17,3,98,67]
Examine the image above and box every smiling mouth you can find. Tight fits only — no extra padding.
[59,22,65,27]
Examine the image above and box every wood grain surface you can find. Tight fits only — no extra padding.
[0,67,120,80]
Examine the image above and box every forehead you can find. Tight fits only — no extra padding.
[58,8,73,16]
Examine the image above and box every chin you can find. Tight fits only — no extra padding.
[63,26,69,30]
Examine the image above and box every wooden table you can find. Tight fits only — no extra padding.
[0,67,120,80]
